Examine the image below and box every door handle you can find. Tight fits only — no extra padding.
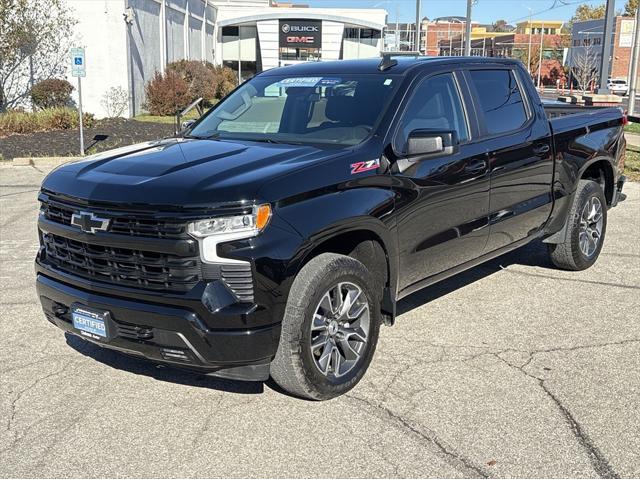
[464,159,487,174]
[533,144,550,156]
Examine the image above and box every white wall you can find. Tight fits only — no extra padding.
[66,0,128,118]
[321,21,345,61]
[67,0,216,118]
[256,20,279,71]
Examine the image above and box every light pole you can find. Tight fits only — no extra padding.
[537,22,545,88]
[629,5,640,114]
[597,0,616,94]
[415,0,421,53]
[464,0,473,56]
[527,7,533,75]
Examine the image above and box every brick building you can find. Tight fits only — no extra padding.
[438,33,567,85]
[435,19,568,85]
[421,16,470,56]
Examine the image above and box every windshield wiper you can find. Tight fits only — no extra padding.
[182,132,221,140]
[246,138,303,145]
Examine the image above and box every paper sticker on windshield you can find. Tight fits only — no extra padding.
[317,77,342,87]
[275,77,342,88]
[275,77,322,88]
[351,159,380,175]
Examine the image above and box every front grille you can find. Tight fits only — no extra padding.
[39,195,256,300]
[42,233,201,291]
[41,201,188,239]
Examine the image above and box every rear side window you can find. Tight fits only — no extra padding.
[396,73,468,154]
[469,69,528,135]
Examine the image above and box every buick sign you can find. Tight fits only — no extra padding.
[279,20,321,48]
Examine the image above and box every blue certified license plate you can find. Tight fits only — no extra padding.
[72,305,109,340]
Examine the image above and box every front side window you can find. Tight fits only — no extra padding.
[188,74,400,146]
[469,69,528,135]
[396,73,469,155]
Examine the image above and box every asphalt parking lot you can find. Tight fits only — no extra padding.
[1,164,639,479]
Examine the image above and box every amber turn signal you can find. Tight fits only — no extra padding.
[255,204,272,231]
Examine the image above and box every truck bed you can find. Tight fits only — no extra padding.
[543,101,609,119]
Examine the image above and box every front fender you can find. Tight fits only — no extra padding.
[277,183,399,298]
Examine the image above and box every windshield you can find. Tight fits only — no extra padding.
[188,74,400,146]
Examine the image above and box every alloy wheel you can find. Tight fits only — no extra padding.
[310,282,370,379]
[579,196,604,258]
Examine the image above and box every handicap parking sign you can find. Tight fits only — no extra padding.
[70,47,86,77]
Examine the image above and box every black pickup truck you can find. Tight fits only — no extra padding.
[36,57,627,400]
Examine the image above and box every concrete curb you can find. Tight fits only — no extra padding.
[8,157,80,167]
[625,132,640,148]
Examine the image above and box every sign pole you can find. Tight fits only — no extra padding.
[70,46,86,156]
[78,76,84,155]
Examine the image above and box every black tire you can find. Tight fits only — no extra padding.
[548,179,607,271]
[270,253,382,400]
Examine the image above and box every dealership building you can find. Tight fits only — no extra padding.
[65,0,387,118]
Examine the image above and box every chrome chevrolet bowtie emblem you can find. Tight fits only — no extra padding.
[70,212,111,234]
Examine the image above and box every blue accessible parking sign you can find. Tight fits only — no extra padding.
[70,47,86,77]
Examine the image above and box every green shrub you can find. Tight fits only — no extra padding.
[144,70,191,116]
[0,108,95,136]
[30,79,75,110]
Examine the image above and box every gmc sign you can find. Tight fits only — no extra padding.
[279,20,322,48]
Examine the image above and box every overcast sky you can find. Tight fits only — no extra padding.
[306,0,620,25]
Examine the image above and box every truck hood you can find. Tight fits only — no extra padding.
[41,138,347,209]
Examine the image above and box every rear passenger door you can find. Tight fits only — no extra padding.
[465,68,554,252]
[392,71,491,292]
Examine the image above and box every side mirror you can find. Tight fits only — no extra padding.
[181,119,196,131]
[406,129,459,159]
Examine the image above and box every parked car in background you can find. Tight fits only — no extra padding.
[607,78,629,96]
[36,57,627,400]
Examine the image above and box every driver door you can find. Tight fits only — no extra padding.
[392,71,491,293]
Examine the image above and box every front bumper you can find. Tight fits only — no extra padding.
[36,273,281,381]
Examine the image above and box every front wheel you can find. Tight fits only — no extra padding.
[270,253,381,400]
[548,179,607,271]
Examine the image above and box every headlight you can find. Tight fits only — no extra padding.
[188,204,271,264]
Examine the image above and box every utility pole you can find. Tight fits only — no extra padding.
[629,5,640,114]
[464,0,473,56]
[597,0,616,94]
[415,0,421,53]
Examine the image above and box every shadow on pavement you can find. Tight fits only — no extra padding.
[65,333,267,395]
[64,240,553,394]
[397,240,553,315]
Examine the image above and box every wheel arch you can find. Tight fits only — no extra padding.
[578,157,615,206]
[544,157,614,245]
[293,221,398,325]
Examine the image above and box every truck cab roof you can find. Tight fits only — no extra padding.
[260,56,523,77]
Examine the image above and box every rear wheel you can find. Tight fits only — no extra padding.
[270,253,381,400]
[548,179,607,271]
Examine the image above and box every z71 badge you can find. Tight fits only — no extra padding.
[350,159,380,174]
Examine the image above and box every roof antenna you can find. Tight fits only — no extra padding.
[378,53,398,72]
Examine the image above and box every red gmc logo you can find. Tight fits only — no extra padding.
[287,36,315,44]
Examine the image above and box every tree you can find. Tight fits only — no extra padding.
[624,0,639,16]
[513,45,541,77]
[492,19,509,33]
[571,4,607,22]
[570,44,600,93]
[0,0,76,112]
